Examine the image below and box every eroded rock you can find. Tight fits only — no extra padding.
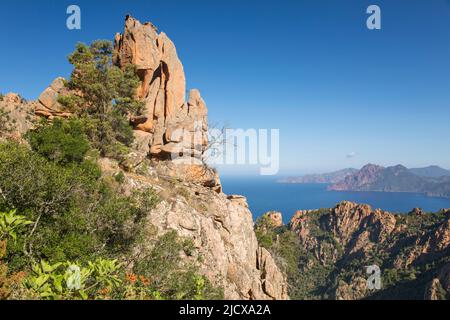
[113,16,208,165]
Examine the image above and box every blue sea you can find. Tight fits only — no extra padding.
[221,176,450,223]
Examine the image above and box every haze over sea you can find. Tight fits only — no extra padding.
[221,176,450,223]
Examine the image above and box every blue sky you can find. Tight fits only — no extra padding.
[1,0,450,175]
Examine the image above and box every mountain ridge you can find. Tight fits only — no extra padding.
[328,164,450,198]
[278,168,358,184]
[278,164,450,199]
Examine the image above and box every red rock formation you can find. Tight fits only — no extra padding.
[0,93,35,141]
[35,77,72,119]
[113,16,208,162]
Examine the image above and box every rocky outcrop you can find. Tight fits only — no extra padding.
[0,93,35,141]
[290,202,396,266]
[99,158,288,300]
[227,195,249,208]
[257,247,287,299]
[335,277,368,300]
[31,16,209,168]
[35,77,72,119]
[425,262,450,300]
[113,16,208,163]
[151,160,222,193]
[397,215,450,268]
[265,211,283,228]
[288,201,450,300]
[26,16,218,192]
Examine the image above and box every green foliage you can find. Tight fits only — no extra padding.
[77,113,134,159]
[0,210,31,299]
[58,40,143,159]
[254,214,281,248]
[0,210,33,243]
[25,258,121,300]
[0,93,4,101]
[0,141,158,268]
[382,268,418,288]
[131,231,223,300]
[114,171,125,184]
[0,106,12,134]
[27,119,90,165]
[255,228,273,248]
[0,208,223,301]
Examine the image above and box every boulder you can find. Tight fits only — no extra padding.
[35,77,72,118]
[266,211,283,228]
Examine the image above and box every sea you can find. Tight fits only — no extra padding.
[220,176,450,223]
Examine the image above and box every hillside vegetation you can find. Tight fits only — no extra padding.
[255,203,450,300]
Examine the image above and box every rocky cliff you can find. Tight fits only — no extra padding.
[0,16,288,300]
[286,202,450,299]
[98,157,287,299]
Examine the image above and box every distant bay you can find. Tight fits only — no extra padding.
[221,176,450,223]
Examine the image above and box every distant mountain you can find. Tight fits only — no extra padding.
[328,164,450,198]
[329,164,426,192]
[409,165,450,178]
[278,164,450,198]
[277,168,358,184]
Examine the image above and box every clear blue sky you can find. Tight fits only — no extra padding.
[1,0,450,175]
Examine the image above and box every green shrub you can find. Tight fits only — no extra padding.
[132,231,223,300]
[27,119,90,164]
[0,209,32,299]
[1,209,222,301]
[0,210,33,242]
[57,40,143,160]
[0,142,158,269]
[254,214,279,248]
[77,113,133,159]
[25,258,122,300]
[114,171,125,184]
[0,106,12,134]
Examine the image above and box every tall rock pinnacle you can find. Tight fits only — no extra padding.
[113,15,207,160]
